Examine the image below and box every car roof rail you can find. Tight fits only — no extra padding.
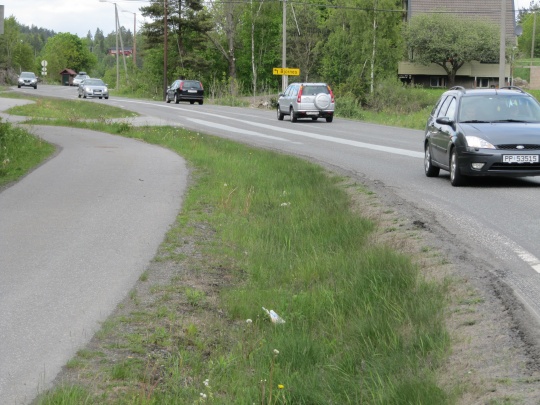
[499,86,526,93]
[449,86,466,92]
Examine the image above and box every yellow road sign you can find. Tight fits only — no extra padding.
[273,67,300,76]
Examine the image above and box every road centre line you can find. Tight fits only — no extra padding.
[120,100,424,159]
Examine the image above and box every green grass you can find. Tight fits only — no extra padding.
[4,95,454,404]
[0,119,55,188]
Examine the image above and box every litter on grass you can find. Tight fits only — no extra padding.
[262,307,285,324]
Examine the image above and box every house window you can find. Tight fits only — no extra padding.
[430,77,446,88]
[476,78,490,88]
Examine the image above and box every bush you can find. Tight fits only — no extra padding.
[365,78,441,114]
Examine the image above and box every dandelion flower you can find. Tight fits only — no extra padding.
[204,379,210,386]
[278,384,284,389]
[246,319,253,323]
[273,349,279,355]
[200,392,207,398]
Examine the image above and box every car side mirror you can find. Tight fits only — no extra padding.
[436,116,454,126]
[278,93,284,97]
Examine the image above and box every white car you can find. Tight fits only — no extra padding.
[78,78,109,99]
[277,82,335,123]
[72,73,90,87]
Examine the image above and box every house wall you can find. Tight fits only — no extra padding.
[530,66,540,90]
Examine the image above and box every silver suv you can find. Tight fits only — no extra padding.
[17,72,38,89]
[277,82,335,123]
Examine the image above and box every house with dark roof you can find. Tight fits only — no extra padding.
[398,0,517,88]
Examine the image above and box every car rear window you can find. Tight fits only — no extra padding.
[183,81,202,89]
[302,85,329,95]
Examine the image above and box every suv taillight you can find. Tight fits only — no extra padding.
[199,81,204,90]
[328,86,335,103]
[297,86,303,103]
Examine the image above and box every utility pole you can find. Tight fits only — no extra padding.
[282,0,287,92]
[115,3,119,90]
[163,0,168,100]
[498,0,506,87]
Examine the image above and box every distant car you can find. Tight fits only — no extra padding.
[165,79,204,105]
[17,72,38,89]
[424,86,540,186]
[277,82,335,122]
[72,73,90,87]
[78,78,109,99]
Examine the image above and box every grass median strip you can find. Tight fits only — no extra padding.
[3,99,452,403]
[29,122,450,404]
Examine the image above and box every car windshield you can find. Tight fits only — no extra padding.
[85,79,104,86]
[20,72,35,78]
[459,95,540,123]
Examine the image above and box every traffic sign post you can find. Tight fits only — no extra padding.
[273,67,300,76]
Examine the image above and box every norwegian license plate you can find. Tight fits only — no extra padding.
[188,89,197,93]
[306,112,319,116]
[502,155,539,163]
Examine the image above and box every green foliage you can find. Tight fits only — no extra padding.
[404,13,500,86]
[41,33,97,82]
[0,118,55,187]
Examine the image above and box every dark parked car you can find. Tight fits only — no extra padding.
[17,72,38,89]
[424,86,540,186]
[277,82,335,122]
[165,79,204,105]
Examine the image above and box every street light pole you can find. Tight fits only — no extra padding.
[100,0,120,90]
[121,10,137,66]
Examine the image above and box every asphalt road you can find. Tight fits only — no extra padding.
[0,98,187,404]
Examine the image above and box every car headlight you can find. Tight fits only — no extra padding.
[465,136,495,150]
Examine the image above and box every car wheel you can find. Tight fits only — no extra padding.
[290,107,297,122]
[199,100,203,105]
[83,93,87,99]
[277,105,284,121]
[424,143,440,177]
[99,97,103,99]
[165,93,171,103]
[78,93,81,98]
[190,101,195,104]
[174,94,179,104]
[450,148,466,187]
[105,96,109,99]
[17,85,21,88]
[312,117,318,121]
[34,85,37,89]
[326,116,333,123]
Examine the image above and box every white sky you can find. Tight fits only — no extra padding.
[2,0,145,38]
[1,0,537,39]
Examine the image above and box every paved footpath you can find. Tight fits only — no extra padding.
[0,101,187,404]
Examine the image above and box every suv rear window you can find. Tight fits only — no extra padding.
[302,85,329,95]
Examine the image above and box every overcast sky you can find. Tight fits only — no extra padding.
[1,0,536,38]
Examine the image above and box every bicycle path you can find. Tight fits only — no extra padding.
[0,99,187,404]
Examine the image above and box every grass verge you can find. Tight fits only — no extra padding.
[16,117,452,404]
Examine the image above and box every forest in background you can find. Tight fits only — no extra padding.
[1,1,540,102]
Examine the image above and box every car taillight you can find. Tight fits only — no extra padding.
[199,82,204,90]
[328,86,335,103]
[297,86,303,103]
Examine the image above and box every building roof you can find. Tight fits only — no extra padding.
[408,0,517,39]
